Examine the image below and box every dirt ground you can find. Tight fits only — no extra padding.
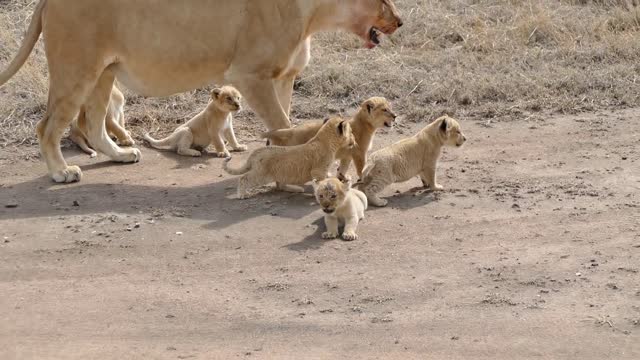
[0,108,639,359]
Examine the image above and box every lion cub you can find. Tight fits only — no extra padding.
[223,117,355,199]
[262,97,397,179]
[144,86,246,157]
[69,85,134,157]
[359,116,467,207]
[313,177,368,241]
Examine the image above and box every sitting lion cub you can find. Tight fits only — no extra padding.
[313,177,368,241]
[223,117,355,199]
[144,86,246,157]
[69,85,134,157]
[262,97,397,180]
[359,116,467,207]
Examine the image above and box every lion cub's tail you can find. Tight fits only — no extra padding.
[143,132,175,150]
[261,129,291,146]
[223,156,251,175]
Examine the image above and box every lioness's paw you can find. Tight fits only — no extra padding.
[322,232,338,239]
[51,165,82,183]
[112,148,142,163]
[232,144,248,152]
[342,231,358,241]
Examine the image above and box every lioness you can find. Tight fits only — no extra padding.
[0,0,402,183]
[69,85,134,158]
[359,116,467,207]
[223,117,355,199]
[263,97,397,179]
[143,86,245,158]
[313,177,368,241]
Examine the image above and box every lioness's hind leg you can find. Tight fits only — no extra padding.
[84,71,141,163]
[232,77,290,131]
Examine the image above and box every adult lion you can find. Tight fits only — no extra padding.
[0,0,402,183]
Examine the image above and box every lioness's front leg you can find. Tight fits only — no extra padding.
[322,215,339,239]
[342,215,359,241]
[231,76,290,131]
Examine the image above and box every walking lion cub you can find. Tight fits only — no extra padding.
[223,117,355,199]
[359,116,467,207]
[144,86,246,157]
[313,177,368,241]
[262,97,397,179]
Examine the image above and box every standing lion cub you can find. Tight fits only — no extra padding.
[144,86,246,157]
[313,177,368,241]
[223,117,355,199]
[69,85,134,158]
[262,97,397,180]
[359,116,467,207]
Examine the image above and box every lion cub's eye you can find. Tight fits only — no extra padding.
[331,195,337,199]
[318,195,324,198]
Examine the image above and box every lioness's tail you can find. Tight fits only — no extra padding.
[143,132,176,150]
[0,0,46,86]
[223,156,252,175]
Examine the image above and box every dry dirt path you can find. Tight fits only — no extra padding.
[1,109,639,359]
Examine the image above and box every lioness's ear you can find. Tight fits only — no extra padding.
[440,118,448,133]
[337,121,345,135]
[211,88,222,99]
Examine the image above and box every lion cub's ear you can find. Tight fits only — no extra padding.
[362,99,375,114]
[440,117,449,133]
[340,177,353,190]
[311,178,319,191]
[337,121,346,136]
[211,88,222,100]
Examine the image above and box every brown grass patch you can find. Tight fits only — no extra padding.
[2,0,640,150]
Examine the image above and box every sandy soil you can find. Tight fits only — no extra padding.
[0,109,639,359]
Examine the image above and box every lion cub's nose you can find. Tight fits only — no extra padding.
[397,20,403,28]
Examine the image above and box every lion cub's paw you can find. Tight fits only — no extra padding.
[369,198,388,207]
[118,138,135,147]
[322,232,338,239]
[231,144,248,152]
[432,184,444,191]
[216,151,231,158]
[342,231,358,241]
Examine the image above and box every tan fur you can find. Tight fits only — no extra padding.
[359,116,467,207]
[312,177,368,241]
[262,97,397,179]
[223,117,356,199]
[69,85,133,158]
[0,0,402,183]
[144,86,245,158]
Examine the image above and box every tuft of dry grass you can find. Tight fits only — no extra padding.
[2,0,640,150]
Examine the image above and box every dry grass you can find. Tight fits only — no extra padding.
[2,0,640,149]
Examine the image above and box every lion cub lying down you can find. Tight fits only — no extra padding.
[69,85,134,157]
[313,177,368,241]
[223,117,355,199]
[262,97,397,179]
[144,86,246,157]
[359,116,467,207]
